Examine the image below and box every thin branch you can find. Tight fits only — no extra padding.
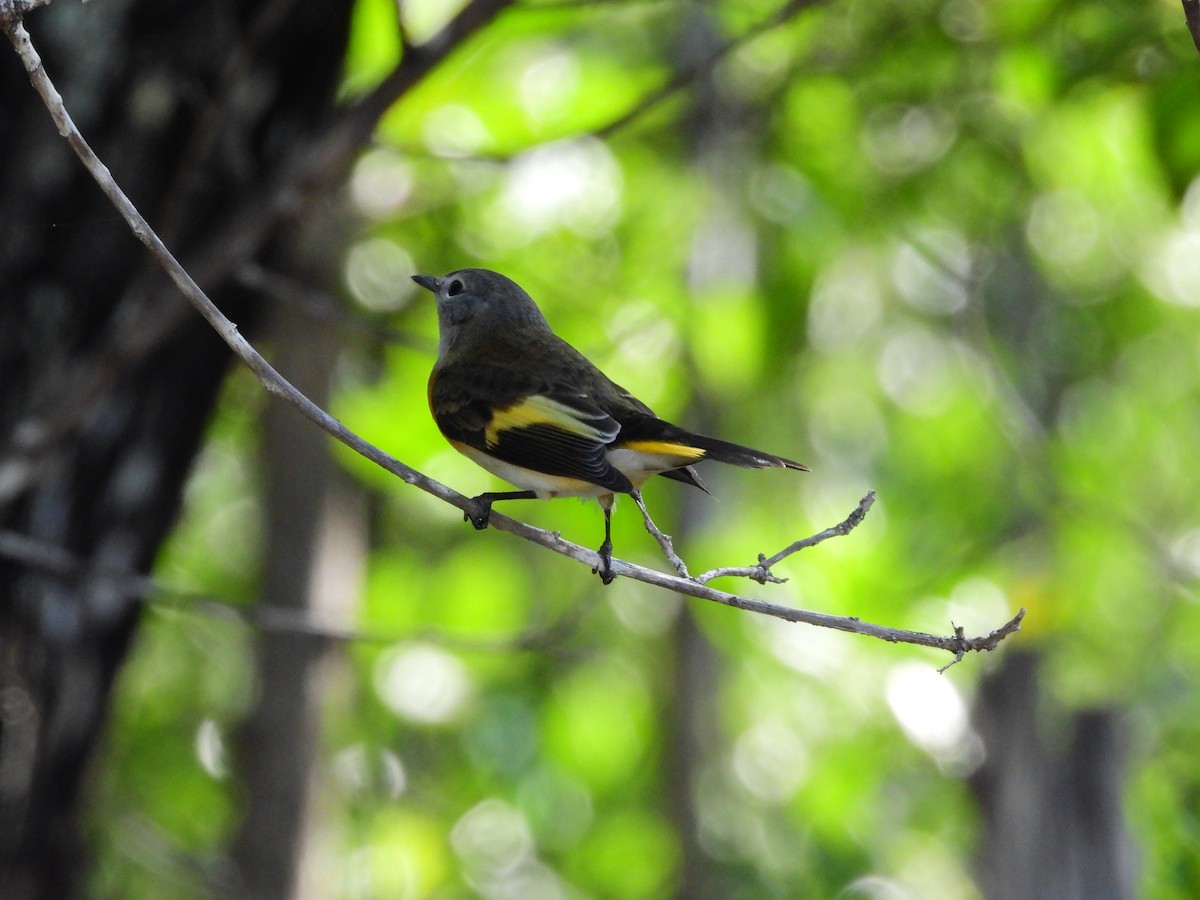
[1185,0,1200,55]
[153,0,302,248]
[632,490,690,578]
[369,0,825,163]
[235,264,432,352]
[631,488,872,589]
[596,0,826,139]
[0,13,1023,661]
[0,296,186,506]
[0,529,595,653]
[695,491,874,585]
[0,520,1024,658]
[898,228,1048,448]
[186,0,515,291]
[938,624,968,673]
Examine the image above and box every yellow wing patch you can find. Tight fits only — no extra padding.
[619,439,705,462]
[485,395,613,448]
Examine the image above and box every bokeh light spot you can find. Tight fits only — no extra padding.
[374,643,472,724]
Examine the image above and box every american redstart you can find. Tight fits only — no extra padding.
[412,268,808,583]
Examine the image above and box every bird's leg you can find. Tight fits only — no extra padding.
[632,490,689,578]
[593,494,616,584]
[466,490,538,530]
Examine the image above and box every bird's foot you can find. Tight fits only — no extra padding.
[463,490,537,529]
[465,496,494,530]
[592,538,615,585]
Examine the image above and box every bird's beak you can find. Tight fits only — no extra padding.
[411,274,440,293]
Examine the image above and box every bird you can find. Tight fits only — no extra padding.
[412,268,808,584]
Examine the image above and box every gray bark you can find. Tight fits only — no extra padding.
[0,3,353,895]
[971,651,1136,900]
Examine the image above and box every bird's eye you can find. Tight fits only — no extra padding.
[447,279,464,297]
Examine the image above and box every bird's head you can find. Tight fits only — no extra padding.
[412,268,550,358]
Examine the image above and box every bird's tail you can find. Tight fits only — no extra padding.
[685,432,810,471]
[619,416,809,473]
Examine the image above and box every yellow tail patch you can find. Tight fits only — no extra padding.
[620,439,705,461]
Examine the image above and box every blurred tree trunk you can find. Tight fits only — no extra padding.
[666,606,723,898]
[229,207,351,899]
[970,650,1137,900]
[0,2,352,897]
[664,5,769,895]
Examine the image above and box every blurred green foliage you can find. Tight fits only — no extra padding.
[93,0,1200,896]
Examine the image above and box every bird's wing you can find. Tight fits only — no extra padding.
[431,364,634,493]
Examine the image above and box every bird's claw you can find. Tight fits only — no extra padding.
[592,541,615,585]
[465,497,493,530]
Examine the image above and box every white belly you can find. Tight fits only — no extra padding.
[458,444,612,498]
[607,448,682,484]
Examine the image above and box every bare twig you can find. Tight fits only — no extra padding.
[153,0,302,248]
[1185,0,1200,55]
[596,0,826,139]
[898,230,1047,448]
[0,516,1022,657]
[186,0,515,292]
[635,489,873,589]
[0,296,186,506]
[695,491,874,585]
[369,0,825,163]
[0,13,1023,661]
[0,529,595,652]
[235,264,432,351]
[938,624,968,673]
[632,490,690,578]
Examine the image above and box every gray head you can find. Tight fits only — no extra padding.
[411,268,551,358]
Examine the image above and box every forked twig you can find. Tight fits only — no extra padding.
[696,491,875,585]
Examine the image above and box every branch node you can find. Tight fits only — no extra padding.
[694,491,875,586]
[938,623,968,674]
